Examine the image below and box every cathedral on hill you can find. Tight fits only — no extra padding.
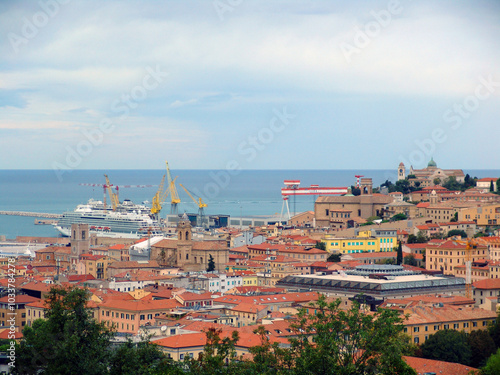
[398,158,465,187]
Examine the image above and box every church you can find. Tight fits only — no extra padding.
[398,158,465,188]
[150,214,229,272]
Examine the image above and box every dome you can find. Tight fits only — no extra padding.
[427,157,437,168]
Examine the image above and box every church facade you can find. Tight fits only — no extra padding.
[398,158,465,187]
[150,215,228,272]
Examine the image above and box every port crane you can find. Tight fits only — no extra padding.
[179,183,207,227]
[80,176,153,212]
[166,161,181,215]
[150,175,177,218]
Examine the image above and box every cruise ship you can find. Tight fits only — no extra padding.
[53,199,163,239]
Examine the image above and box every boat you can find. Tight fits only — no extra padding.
[53,199,164,239]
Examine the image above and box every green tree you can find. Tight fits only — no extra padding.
[450,212,458,222]
[109,339,179,375]
[14,286,115,375]
[395,179,411,194]
[496,178,500,195]
[489,312,500,349]
[327,252,342,262]
[467,330,496,368]
[482,348,500,375]
[286,295,416,375]
[351,186,361,196]
[403,254,418,267]
[314,241,326,250]
[408,231,428,244]
[447,229,467,238]
[185,328,241,374]
[207,254,215,272]
[396,241,403,265]
[433,177,442,186]
[244,326,291,375]
[490,181,495,192]
[391,213,407,221]
[420,330,472,366]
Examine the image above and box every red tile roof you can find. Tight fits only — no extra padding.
[403,356,478,375]
[473,278,500,289]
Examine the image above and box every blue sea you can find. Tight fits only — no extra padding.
[1,169,499,239]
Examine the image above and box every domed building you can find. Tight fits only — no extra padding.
[398,158,465,188]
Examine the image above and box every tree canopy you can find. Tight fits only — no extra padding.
[14,286,178,375]
[420,329,471,366]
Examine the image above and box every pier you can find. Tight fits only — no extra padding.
[0,211,62,219]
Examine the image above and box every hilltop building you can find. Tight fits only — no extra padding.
[398,158,465,187]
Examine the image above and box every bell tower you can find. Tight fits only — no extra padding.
[398,162,406,181]
[176,213,193,268]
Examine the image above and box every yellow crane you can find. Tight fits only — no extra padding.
[104,174,119,211]
[151,175,166,217]
[179,183,207,226]
[151,175,175,218]
[166,161,181,214]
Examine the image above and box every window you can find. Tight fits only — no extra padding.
[414,337,419,344]
[424,326,428,332]
[444,324,449,329]
[140,315,145,320]
[413,327,419,332]
[147,314,153,320]
[453,323,459,329]
[180,354,184,360]
[473,321,478,327]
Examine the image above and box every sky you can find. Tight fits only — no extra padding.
[0,0,499,171]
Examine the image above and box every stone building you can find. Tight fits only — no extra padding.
[398,158,465,187]
[150,214,228,272]
[314,178,392,228]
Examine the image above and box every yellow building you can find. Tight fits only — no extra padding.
[459,203,500,226]
[425,240,489,274]
[403,305,496,345]
[323,229,397,254]
[80,254,112,279]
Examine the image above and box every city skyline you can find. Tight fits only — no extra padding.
[1,0,499,171]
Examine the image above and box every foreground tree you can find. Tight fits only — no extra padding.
[482,348,500,375]
[468,330,496,369]
[285,295,416,375]
[185,328,241,374]
[420,329,471,366]
[14,287,115,375]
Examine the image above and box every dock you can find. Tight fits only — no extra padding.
[0,211,62,219]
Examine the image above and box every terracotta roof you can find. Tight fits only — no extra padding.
[99,298,181,311]
[231,303,267,314]
[215,292,320,306]
[0,295,39,303]
[473,278,500,289]
[403,356,478,375]
[343,251,397,259]
[175,292,214,302]
[0,329,23,339]
[108,260,159,269]
[68,274,96,282]
[405,305,496,325]
[18,281,52,293]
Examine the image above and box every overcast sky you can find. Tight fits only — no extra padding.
[1,0,499,170]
